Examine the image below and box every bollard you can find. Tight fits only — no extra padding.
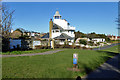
[73,53,78,69]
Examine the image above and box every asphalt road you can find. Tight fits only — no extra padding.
[83,43,120,80]
[83,54,120,80]
[93,43,120,51]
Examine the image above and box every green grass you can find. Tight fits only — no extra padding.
[2,49,52,55]
[2,46,118,78]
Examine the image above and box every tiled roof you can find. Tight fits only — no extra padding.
[54,33,73,39]
[41,33,49,39]
[52,23,63,30]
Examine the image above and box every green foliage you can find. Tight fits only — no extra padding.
[88,41,94,46]
[75,31,107,41]
[2,49,52,55]
[96,42,100,45]
[79,39,87,45]
[42,39,47,41]
[75,31,86,40]
[19,35,29,39]
[105,37,111,42]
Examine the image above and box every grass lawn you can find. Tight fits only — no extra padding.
[2,46,119,78]
[2,49,53,55]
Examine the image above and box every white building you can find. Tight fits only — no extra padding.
[52,11,75,43]
[42,11,75,44]
[92,38,105,44]
[75,38,90,43]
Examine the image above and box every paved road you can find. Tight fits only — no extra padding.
[1,49,64,58]
[83,54,120,80]
[83,43,120,80]
[93,43,120,50]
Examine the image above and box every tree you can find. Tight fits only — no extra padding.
[105,37,111,42]
[1,3,15,51]
[75,31,86,40]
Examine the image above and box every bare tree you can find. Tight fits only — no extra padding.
[0,3,15,51]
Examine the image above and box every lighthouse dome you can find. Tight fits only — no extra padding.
[54,10,61,17]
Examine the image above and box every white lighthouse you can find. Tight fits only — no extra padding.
[51,11,75,44]
[42,10,75,45]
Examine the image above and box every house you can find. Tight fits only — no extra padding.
[92,38,105,44]
[75,38,90,43]
[107,35,117,40]
[11,30,22,38]
[117,36,120,40]
[42,10,75,45]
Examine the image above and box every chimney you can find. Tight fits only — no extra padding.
[49,19,53,38]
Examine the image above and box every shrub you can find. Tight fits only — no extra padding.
[96,42,100,46]
[88,41,94,46]
[35,45,43,49]
[79,39,87,45]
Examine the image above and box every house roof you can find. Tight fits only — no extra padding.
[52,23,64,30]
[41,33,49,39]
[54,33,73,39]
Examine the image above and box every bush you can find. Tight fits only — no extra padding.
[79,39,87,45]
[35,45,43,49]
[88,41,94,46]
[96,42,100,46]
[35,45,50,49]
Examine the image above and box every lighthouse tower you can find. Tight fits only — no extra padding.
[53,10,61,19]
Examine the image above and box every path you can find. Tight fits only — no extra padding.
[1,49,64,58]
[83,54,120,80]
[93,43,120,50]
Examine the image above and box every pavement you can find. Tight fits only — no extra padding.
[93,43,120,50]
[82,43,120,80]
[1,49,64,58]
[83,54,120,80]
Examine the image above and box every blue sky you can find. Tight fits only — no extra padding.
[3,2,118,36]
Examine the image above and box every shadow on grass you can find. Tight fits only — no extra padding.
[80,51,120,80]
[97,51,120,69]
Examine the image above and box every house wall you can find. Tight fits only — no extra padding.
[53,19,68,29]
[92,38,105,43]
[75,38,90,43]
[62,31,75,38]
[52,30,75,39]
[32,40,41,49]
[52,29,61,38]
[53,19,75,30]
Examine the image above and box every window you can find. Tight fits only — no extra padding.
[56,30,59,32]
[55,16,59,19]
